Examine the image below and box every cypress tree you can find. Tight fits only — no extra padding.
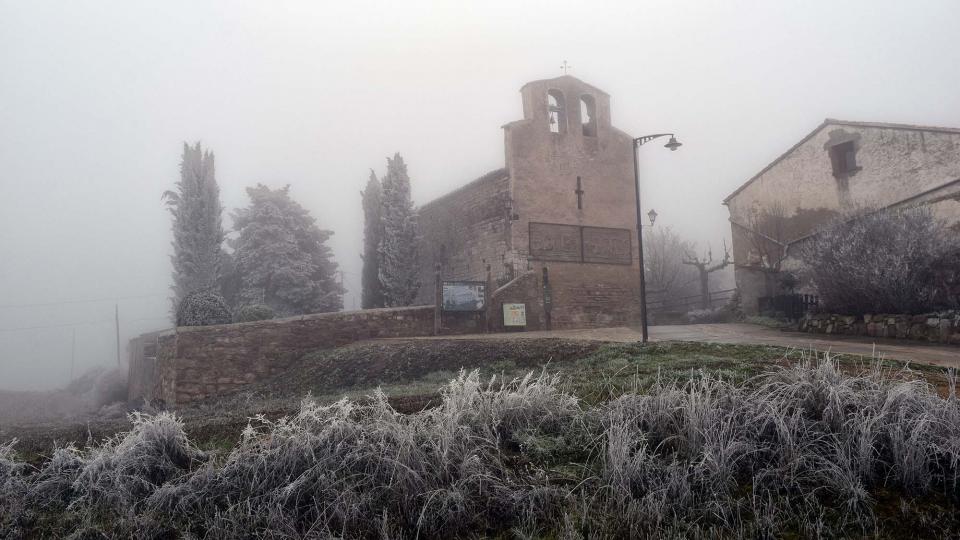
[378,153,421,306]
[360,170,385,308]
[163,142,225,317]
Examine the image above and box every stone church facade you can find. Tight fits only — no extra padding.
[414,75,642,329]
[724,119,960,314]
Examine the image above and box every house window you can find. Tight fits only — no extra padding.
[580,95,597,137]
[547,90,566,134]
[829,141,859,176]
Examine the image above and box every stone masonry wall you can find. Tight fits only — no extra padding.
[800,311,960,345]
[504,76,641,329]
[487,270,546,332]
[132,306,437,406]
[415,169,512,305]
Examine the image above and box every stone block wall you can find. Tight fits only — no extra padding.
[800,311,960,344]
[415,169,512,304]
[487,270,546,332]
[131,306,437,406]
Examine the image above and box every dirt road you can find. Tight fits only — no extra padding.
[405,323,959,368]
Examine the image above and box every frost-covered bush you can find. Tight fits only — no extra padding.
[3,360,960,538]
[801,207,959,314]
[0,440,28,535]
[233,303,275,323]
[175,290,232,327]
[686,295,741,324]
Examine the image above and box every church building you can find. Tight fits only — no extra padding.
[414,75,643,329]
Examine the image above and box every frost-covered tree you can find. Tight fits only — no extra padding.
[176,290,232,327]
[360,170,385,309]
[232,184,342,317]
[800,207,956,314]
[163,142,225,316]
[378,154,421,306]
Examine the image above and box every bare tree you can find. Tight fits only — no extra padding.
[683,242,731,309]
[745,202,789,272]
[644,227,699,303]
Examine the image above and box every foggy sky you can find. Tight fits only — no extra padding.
[2,0,959,390]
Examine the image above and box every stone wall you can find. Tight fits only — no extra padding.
[130,306,437,406]
[726,120,960,315]
[504,76,641,330]
[415,169,512,304]
[800,311,960,344]
[487,270,546,332]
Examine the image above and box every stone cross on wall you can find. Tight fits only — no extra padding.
[575,176,584,209]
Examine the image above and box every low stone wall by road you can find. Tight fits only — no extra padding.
[131,306,436,406]
[800,311,960,345]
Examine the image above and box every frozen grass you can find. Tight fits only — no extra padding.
[2,354,959,538]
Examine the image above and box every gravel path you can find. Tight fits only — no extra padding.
[398,323,960,368]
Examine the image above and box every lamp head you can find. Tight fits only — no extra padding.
[647,209,658,226]
[664,136,682,151]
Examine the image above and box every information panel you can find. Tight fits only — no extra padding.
[502,303,527,326]
[441,281,486,312]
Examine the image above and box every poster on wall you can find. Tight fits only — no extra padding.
[503,303,527,326]
[442,281,486,311]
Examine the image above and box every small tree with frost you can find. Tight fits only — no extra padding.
[800,207,956,314]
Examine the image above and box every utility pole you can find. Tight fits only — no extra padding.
[70,329,76,381]
[115,303,121,367]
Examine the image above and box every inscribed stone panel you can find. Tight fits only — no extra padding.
[582,226,632,265]
[529,222,582,262]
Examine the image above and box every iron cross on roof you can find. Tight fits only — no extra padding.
[560,60,571,75]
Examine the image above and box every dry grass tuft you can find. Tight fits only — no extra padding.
[2,355,959,538]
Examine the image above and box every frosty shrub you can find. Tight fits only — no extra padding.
[233,303,275,323]
[800,207,958,314]
[175,290,232,327]
[92,367,127,408]
[3,359,960,538]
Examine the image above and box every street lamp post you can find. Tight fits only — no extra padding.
[632,133,681,343]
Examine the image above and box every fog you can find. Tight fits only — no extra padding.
[1,0,958,390]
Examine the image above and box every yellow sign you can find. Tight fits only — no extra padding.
[503,303,526,327]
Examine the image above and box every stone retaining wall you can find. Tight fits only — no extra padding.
[800,311,960,344]
[130,306,437,406]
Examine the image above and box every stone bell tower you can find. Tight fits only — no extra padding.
[501,75,641,327]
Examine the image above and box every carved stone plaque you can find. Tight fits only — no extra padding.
[529,222,581,262]
[529,222,633,265]
[582,226,632,264]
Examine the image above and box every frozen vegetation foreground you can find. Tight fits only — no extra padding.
[2,358,960,539]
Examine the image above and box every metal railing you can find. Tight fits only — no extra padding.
[647,288,737,313]
[758,294,819,320]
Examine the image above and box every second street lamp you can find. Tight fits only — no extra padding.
[632,133,682,343]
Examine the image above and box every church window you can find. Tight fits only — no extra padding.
[829,141,859,176]
[580,94,597,137]
[547,90,566,134]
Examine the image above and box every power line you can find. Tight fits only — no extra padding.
[0,292,168,310]
[0,319,113,333]
[0,315,170,334]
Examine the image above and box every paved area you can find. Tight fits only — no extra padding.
[405,323,959,368]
